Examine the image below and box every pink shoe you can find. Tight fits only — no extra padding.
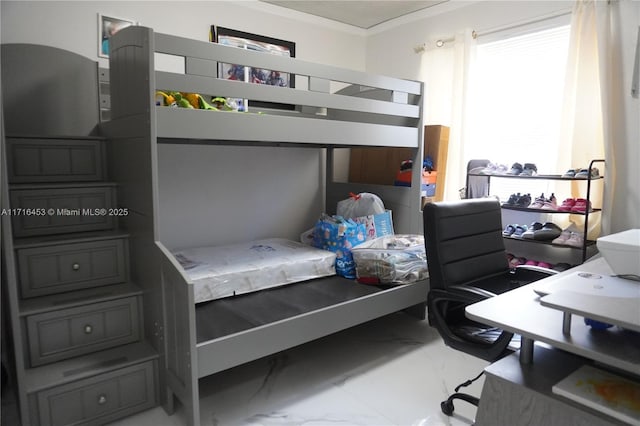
[571,198,593,213]
[509,256,526,268]
[557,198,576,212]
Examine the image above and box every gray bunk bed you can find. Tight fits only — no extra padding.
[105,26,428,426]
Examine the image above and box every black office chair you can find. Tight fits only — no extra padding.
[423,198,556,415]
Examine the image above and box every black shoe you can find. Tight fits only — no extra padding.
[506,193,520,205]
[520,163,537,176]
[516,193,531,207]
[507,162,523,175]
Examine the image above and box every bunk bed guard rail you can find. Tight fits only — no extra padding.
[109,26,423,147]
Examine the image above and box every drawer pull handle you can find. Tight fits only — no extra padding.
[84,324,93,334]
[97,394,107,405]
[72,263,81,271]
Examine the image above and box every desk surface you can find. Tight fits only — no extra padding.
[466,257,640,376]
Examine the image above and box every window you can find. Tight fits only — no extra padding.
[464,24,571,201]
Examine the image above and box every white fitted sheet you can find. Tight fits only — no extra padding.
[172,238,336,304]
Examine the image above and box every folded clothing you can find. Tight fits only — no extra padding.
[172,238,337,304]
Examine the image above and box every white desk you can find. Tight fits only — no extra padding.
[466,256,640,376]
[466,256,640,425]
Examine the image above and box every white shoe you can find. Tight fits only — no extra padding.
[564,232,584,248]
[552,230,571,245]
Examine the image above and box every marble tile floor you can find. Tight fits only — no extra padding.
[107,312,489,426]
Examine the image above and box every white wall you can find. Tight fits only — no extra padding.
[366,0,640,233]
[0,1,366,70]
[1,1,367,248]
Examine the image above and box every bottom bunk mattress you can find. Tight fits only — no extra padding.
[171,238,336,304]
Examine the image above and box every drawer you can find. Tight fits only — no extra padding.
[17,237,128,298]
[26,296,140,367]
[6,137,105,183]
[35,360,156,426]
[10,185,116,237]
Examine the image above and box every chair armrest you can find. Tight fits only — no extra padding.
[515,265,559,275]
[427,287,514,361]
[448,285,498,299]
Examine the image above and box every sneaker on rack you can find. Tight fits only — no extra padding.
[520,163,538,176]
[575,167,600,179]
[528,193,546,209]
[494,164,509,174]
[479,162,498,175]
[516,193,532,208]
[552,230,571,245]
[533,222,563,241]
[507,162,524,175]
[557,198,576,212]
[502,224,517,237]
[564,231,585,248]
[505,193,520,206]
[512,224,528,238]
[522,222,543,239]
[562,168,579,178]
[571,198,593,213]
[541,193,558,210]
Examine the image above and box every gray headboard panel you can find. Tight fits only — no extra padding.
[1,44,101,136]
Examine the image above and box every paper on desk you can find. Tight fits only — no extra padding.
[552,364,640,425]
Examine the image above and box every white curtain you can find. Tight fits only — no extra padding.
[419,29,477,201]
[559,0,624,238]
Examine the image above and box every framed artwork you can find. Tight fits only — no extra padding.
[98,14,137,58]
[211,26,296,110]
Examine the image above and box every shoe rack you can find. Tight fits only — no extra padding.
[466,159,605,266]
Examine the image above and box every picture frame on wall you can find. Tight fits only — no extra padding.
[211,26,296,110]
[98,13,137,58]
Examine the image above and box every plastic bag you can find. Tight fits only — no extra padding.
[352,210,394,241]
[337,192,385,219]
[312,214,366,279]
[352,234,428,285]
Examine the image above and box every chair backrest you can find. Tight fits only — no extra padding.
[423,198,509,289]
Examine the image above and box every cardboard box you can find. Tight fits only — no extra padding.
[422,170,437,184]
[421,183,436,197]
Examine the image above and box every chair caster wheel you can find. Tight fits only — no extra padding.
[441,399,454,416]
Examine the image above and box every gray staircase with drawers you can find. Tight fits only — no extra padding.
[2,135,158,425]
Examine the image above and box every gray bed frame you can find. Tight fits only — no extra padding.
[104,26,428,426]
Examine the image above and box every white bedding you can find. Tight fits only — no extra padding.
[172,238,337,304]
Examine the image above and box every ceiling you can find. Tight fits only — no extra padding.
[260,1,449,30]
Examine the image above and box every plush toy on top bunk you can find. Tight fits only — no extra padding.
[155,91,241,111]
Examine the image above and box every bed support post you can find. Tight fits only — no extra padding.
[157,242,201,426]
